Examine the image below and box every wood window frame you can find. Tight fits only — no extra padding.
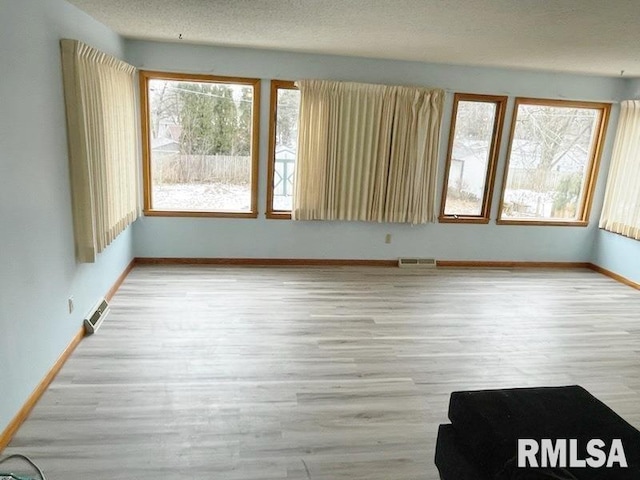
[266,79,298,220]
[140,70,261,218]
[497,97,611,227]
[439,93,508,224]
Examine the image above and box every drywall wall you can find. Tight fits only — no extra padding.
[592,231,640,285]
[626,78,640,99]
[0,0,133,435]
[128,40,625,262]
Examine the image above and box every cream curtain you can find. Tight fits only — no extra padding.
[599,100,640,240]
[60,39,140,263]
[292,80,444,224]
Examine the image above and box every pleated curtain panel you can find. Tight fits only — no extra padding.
[60,39,140,263]
[292,80,444,224]
[599,100,640,240]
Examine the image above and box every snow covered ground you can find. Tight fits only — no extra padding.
[153,183,251,211]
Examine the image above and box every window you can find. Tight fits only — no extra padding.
[267,80,300,219]
[498,98,610,225]
[439,93,507,223]
[140,71,260,217]
[599,100,640,240]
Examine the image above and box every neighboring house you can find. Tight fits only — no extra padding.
[152,137,180,153]
[451,138,589,201]
[509,139,589,173]
[449,140,492,199]
[156,121,182,142]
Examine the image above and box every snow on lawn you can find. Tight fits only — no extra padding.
[153,183,251,211]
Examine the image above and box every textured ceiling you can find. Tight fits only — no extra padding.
[67,0,640,77]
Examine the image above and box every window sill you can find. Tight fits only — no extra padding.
[439,216,490,224]
[496,219,588,227]
[143,210,258,219]
[266,211,292,220]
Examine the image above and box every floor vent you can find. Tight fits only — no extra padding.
[84,298,110,334]
[398,258,437,268]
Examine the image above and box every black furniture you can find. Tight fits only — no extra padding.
[435,385,640,479]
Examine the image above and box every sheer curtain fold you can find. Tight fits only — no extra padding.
[61,39,140,263]
[292,80,444,225]
[599,100,640,240]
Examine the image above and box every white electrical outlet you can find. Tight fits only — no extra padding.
[385,233,392,244]
[68,296,74,314]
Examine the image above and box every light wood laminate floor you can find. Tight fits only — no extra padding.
[5,266,640,479]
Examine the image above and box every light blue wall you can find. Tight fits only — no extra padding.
[0,0,134,434]
[127,40,626,262]
[626,78,640,99]
[590,78,640,284]
[592,231,640,284]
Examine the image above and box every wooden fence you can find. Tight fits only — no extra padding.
[152,153,251,184]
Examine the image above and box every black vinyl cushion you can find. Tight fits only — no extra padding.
[436,385,640,480]
[435,424,491,480]
[435,424,577,480]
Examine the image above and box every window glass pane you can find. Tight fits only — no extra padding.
[272,88,300,211]
[148,79,253,212]
[444,101,498,216]
[501,104,600,221]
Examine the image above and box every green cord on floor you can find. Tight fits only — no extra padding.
[1,473,39,480]
[0,454,45,480]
